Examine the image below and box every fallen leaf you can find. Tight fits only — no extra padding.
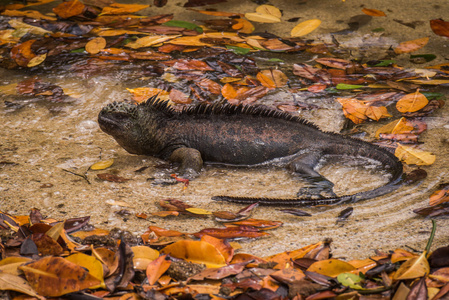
[430,19,449,38]
[291,19,321,37]
[85,37,107,54]
[101,3,149,15]
[255,4,282,19]
[395,144,436,165]
[185,208,212,215]
[146,254,171,285]
[0,272,43,299]
[20,257,101,297]
[394,37,429,54]
[245,12,281,23]
[394,251,430,280]
[27,53,47,68]
[90,159,114,170]
[53,0,85,19]
[307,259,356,277]
[429,184,449,206]
[65,253,105,289]
[396,91,429,113]
[160,240,226,268]
[362,8,386,17]
[257,69,288,88]
[125,35,179,49]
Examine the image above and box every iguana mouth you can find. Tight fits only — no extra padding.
[98,113,121,132]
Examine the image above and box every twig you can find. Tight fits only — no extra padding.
[62,169,90,185]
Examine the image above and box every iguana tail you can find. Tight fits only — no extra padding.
[212,136,404,207]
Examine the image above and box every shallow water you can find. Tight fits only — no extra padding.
[1,0,449,259]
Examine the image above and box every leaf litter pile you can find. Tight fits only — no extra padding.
[1,0,449,298]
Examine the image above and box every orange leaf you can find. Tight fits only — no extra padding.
[291,19,321,37]
[85,37,106,55]
[20,257,101,297]
[264,241,323,269]
[126,87,169,103]
[221,83,238,100]
[146,254,171,285]
[172,59,213,71]
[336,97,368,124]
[53,0,85,19]
[148,226,184,237]
[429,184,449,206]
[10,39,36,67]
[257,69,288,88]
[101,3,149,15]
[197,78,222,95]
[393,251,430,280]
[307,259,356,277]
[365,105,391,121]
[160,240,226,268]
[391,248,417,263]
[396,90,429,113]
[430,19,449,38]
[225,218,283,230]
[394,37,429,54]
[201,235,234,264]
[362,8,386,17]
[169,89,191,104]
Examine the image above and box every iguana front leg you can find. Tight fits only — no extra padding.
[288,151,336,199]
[169,147,203,179]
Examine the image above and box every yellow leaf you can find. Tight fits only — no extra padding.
[394,37,429,54]
[132,246,160,270]
[0,272,43,299]
[395,144,436,165]
[90,159,114,170]
[245,12,281,23]
[375,117,415,138]
[125,35,180,49]
[393,251,430,280]
[26,53,46,68]
[65,253,105,289]
[407,79,449,85]
[307,259,356,277]
[291,19,321,37]
[2,9,57,21]
[46,221,64,241]
[396,91,429,113]
[101,3,149,15]
[0,257,32,275]
[8,19,51,36]
[161,240,226,268]
[185,207,212,215]
[255,4,282,19]
[85,37,106,54]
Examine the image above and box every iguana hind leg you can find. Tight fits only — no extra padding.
[288,151,336,199]
[169,147,203,179]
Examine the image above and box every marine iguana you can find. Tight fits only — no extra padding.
[98,95,403,206]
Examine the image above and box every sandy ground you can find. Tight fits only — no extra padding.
[1,0,449,259]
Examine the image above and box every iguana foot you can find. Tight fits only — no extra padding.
[297,186,337,199]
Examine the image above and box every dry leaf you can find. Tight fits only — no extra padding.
[146,254,171,285]
[65,253,105,289]
[291,19,321,37]
[132,246,160,271]
[20,257,101,297]
[85,37,107,54]
[393,251,430,280]
[53,0,85,19]
[395,144,436,165]
[394,37,429,54]
[255,4,282,19]
[125,35,179,49]
[244,12,281,23]
[257,69,288,88]
[160,240,226,268]
[430,19,449,38]
[429,185,449,206]
[0,272,43,299]
[362,8,386,17]
[396,91,429,113]
[307,259,356,277]
[101,3,149,15]
[185,208,212,215]
[90,159,114,170]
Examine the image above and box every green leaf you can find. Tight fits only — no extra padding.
[70,48,85,53]
[335,83,365,90]
[226,45,251,55]
[410,53,436,62]
[421,92,444,100]
[374,60,395,67]
[371,27,385,32]
[337,272,363,290]
[163,20,203,33]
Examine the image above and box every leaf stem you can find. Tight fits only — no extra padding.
[425,219,436,254]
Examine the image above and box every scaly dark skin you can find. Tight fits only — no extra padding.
[98,95,403,206]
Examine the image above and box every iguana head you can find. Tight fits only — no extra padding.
[98,101,146,155]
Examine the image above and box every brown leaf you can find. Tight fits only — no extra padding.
[188,262,247,281]
[97,173,130,182]
[362,8,386,17]
[225,218,283,230]
[146,254,171,285]
[430,19,449,38]
[196,78,222,94]
[85,37,107,55]
[53,0,85,19]
[257,69,288,88]
[20,257,101,297]
[172,59,213,71]
[193,226,269,239]
[429,184,449,206]
[169,89,191,104]
[394,37,429,54]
